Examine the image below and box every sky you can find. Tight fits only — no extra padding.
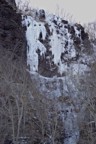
[16,0,96,24]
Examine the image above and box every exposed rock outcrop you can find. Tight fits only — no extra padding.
[6,0,16,8]
[23,10,92,77]
[23,9,94,144]
[0,2,95,144]
[0,0,27,61]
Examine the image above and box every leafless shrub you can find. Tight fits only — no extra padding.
[84,22,96,40]
[0,47,64,144]
[77,63,96,144]
[55,4,75,23]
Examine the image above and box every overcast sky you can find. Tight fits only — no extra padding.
[16,0,96,24]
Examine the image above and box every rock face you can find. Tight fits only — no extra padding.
[0,3,94,144]
[23,9,94,144]
[31,73,82,144]
[22,10,91,77]
[0,0,27,61]
[6,0,16,8]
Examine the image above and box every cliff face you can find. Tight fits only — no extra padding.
[6,0,16,8]
[22,9,95,144]
[0,2,95,144]
[0,0,27,61]
[22,9,92,77]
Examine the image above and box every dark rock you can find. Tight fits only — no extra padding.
[69,26,75,35]
[0,0,27,61]
[45,23,51,35]
[75,23,84,31]
[81,30,89,40]
[53,20,57,25]
[75,23,89,40]
[74,37,81,45]
[39,9,46,20]
[6,0,16,9]
[62,20,68,24]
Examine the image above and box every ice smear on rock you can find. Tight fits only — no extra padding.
[22,16,46,72]
[22,10,90,76]
[22,9,93,144]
